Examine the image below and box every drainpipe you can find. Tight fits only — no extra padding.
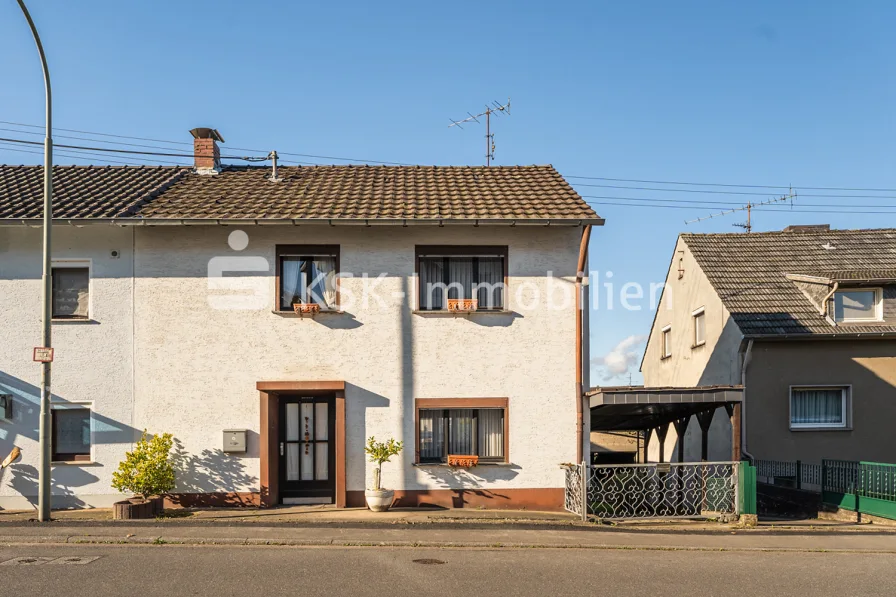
[820,282,839,316]
[740,339,754,461]
[575,224,592,463]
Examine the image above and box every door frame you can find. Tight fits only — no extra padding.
[257,381,346,507]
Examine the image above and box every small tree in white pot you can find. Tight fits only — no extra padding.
[364,436,403,512]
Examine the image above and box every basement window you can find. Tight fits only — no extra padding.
[831,289,882,323]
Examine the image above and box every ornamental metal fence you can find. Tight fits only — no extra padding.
[564,461,740,520]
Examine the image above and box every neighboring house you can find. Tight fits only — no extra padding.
[0,129,603,510]
[639,225,896,464]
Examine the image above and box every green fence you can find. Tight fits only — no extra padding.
[822,459,896,520]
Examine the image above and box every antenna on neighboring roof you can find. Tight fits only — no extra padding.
[448,98,511,166]
[685,189,797,233]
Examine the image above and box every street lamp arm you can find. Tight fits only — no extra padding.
[15,0,52,131]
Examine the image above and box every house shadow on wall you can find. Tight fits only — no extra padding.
[412,464,521,509]
[169,437,259,507]
[0,371,141,509]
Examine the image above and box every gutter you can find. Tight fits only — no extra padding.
[575,224,593,463]
[0,217,607,228]
[739,339,754,461]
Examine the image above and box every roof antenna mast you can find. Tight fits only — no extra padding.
[685,189,797,233]
[448,98,511,166]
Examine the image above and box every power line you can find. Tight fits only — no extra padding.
[575,181,896,200]
[0,120,191,146]
[0,145,162,167]
[583,200,896,215]
[0,136,260,161]
[0,126,198,153]
[581,194,896,209]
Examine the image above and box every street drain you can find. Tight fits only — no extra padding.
[412,558,446,565]
[0,557,55,566]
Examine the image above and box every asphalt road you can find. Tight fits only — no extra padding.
[1,544,895,596]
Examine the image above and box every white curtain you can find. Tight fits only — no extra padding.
[281,258,301,308]
[419,410,444,460]
[476,257,504,309]
[311,257,337,308]
[477,409,504,459]
[792,389,843,424]
[448,258,473,300]
[448,409,474,454]
[419,258,444,310]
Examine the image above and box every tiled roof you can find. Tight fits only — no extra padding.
[0,165,187,219]
[0,164,599,222]
[682,228,896,336]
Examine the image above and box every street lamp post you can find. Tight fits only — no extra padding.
[15,0,53,522]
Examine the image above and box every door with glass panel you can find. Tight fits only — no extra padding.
[279,395,335,503]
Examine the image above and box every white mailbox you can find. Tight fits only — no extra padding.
[223,429,247,453]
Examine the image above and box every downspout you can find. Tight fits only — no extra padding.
[575,224,593,463]
[740,339,754,461]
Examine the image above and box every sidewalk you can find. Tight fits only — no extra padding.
[1,506,895,551]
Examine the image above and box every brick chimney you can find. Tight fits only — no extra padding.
[189,127,224,174]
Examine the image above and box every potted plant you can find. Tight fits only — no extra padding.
[364,436,403,512]
[447,454,479,468]
[447,298,478,312]
[293,302,321,315]
[111,431,175,520]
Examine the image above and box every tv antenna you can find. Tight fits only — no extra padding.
[448,98,511,166]
[685,190,797,233]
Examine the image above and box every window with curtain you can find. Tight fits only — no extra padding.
[51,266,89,319]
[418,408,505,462]
[277,246,338,310]
[832,289,881,322]
[790,387,847,429]
[417,248,506,311]
[51,407,91,462]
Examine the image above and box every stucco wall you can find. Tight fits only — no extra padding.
[642,236,742,387]
[746,339,896,463]
[133,225,582,498]
[0,226,137,508]
[1,224,583,507]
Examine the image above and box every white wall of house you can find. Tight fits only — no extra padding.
[0,223,584,507]
[0,226,137,508]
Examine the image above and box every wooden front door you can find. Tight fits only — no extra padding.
[278,395,336,503]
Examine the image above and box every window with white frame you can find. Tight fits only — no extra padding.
[692,307,706,347]
[790,386,848,429]
[51,261,90,320]
[51,404,92,462]
[831,288,882,323]
[661,325,672,358]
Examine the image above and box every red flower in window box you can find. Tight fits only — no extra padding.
[447,454,479,468]
[293,303,321,315]
[447,299,478,312]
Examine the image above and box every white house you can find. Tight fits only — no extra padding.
[0,129,603,510]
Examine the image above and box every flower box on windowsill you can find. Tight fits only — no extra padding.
[293,303,321,316]
[447,299,478,313]
[447,454,479,468]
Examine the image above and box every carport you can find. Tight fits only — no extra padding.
[588,386,744,463]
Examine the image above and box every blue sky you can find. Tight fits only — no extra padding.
[2,1,896,384]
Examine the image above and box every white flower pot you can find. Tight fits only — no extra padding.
[365,488,395,512]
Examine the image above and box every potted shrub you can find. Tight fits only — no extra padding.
[364,436,403,512]
[111,431,175,520]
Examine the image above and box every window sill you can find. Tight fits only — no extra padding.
[413,310,512,316]
[789,426,852,432]
[272,309,344,317]
[52,460,96,466]
[51,318,97,325]
[691,342,706,349]
[660,355,672,361]
[413,462,512,467]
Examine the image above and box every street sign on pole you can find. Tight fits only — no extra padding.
[33,347,54,363]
